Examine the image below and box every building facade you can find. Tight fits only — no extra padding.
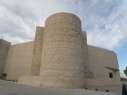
[0,13,121,93]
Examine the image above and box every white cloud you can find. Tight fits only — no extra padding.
[0,0,79,44]
[0,0,127,50]
[87,28,126,50]
[82,0,127,50]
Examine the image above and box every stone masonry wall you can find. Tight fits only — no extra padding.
[0,39,10,78]
[31,27,44,76]
[40,13,91,88]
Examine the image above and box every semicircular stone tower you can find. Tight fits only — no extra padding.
[40,13,90,88]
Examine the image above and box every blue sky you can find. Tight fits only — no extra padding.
[0,0,126,71]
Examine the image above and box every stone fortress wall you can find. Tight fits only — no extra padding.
[0,12,121,93]
[4,42,33,80]
[0,39,10,79]
[39,13,91,88]
[31,27,44,76]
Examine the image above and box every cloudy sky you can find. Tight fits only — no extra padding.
[0,0,127,71]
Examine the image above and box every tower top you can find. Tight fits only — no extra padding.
[45,12,81,27]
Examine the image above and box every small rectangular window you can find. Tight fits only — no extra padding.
[109,72,113,78]
[1,73,7,80]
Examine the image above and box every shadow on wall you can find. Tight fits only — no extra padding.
[122,84,127,95]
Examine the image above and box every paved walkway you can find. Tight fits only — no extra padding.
[0,80,118,95]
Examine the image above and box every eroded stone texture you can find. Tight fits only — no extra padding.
[4,42,33,80]
[31,27,44,75]
[40,13,91,88]
[0,39,10,78]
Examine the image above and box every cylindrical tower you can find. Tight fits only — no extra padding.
[40,13,89,88]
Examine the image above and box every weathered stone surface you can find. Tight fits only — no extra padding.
[0,39,10,78]
[4,42,33,80]
[87,46,122,94]
[40,13,90,88]
[31,27,44,75]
